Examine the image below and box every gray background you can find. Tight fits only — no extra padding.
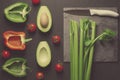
[0,0,120,80]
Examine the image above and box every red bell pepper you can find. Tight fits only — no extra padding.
[3,31,32,50]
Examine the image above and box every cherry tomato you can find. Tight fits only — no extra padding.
[36,72,44,80]
[27,23,37,32]
[52,35,61,44]
[55,63,63,72]
[32,0,40,5]
[2,50,11,59]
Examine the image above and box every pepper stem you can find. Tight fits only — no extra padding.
[26,66,32,72]
[24,38,32,43]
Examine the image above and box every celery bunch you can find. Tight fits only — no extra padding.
[70,19,116,80]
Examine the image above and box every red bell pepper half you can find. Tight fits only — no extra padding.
[3,31,32,50]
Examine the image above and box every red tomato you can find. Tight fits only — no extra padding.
[2,50,10,59]
[55,63,63,72]
[52,35,61,44]
[36,72,44,80]
[32,0,40,5]
[27,23,37,32]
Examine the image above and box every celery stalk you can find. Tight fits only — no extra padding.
[85,21,96,80]
[73,21,79,80]
[70,20,78,80]
[70,20,74,80]
[79,19,84,80]
[69,19,115,80]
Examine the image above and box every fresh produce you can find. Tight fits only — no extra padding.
[2,50,11,59]
[52,35,61,44]
[32,0,40,5]
[37,6,52,32]
[84,28,116,80]
[3,31,32,50]
[36,72,44,80]
[4,2,31,23]
[70,20,78,80]
[36,41,51,68]
[2,58,28,77]
[27,23,37,32]
[40,13,49,28]
[70,19,116,80]
[55,63,64,72]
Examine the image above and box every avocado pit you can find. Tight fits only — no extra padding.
[40,13,49,28]
[37,6,52,32]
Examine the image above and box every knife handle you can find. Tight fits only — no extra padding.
[90,9,119,17]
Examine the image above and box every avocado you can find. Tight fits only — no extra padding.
[36,41,51,68]
[37,6,52,32]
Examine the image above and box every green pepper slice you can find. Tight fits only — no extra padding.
[4,2,31,23]
[2,58,28,77]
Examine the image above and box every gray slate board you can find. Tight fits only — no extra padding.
[63,8,118,62]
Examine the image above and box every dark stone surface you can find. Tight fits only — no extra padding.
[0,0,120,80]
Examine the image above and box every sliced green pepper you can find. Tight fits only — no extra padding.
[4,2,31,23]
[2,58,28,77]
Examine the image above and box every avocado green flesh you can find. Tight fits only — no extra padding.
[36,41,51,67]
[37,6,52,32]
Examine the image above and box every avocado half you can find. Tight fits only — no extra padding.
[37,6,52,32]
[36,41,51,68]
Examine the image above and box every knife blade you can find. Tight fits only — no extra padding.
[64,9,90,16]
[64,9,119,17]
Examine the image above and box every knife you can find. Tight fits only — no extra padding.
[64,8,119,17]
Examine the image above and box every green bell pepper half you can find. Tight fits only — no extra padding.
[2,58,28,77]
[4,2,31,23]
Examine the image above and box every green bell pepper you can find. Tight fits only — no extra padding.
[2,58,28,77]
[4,2,31,23]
